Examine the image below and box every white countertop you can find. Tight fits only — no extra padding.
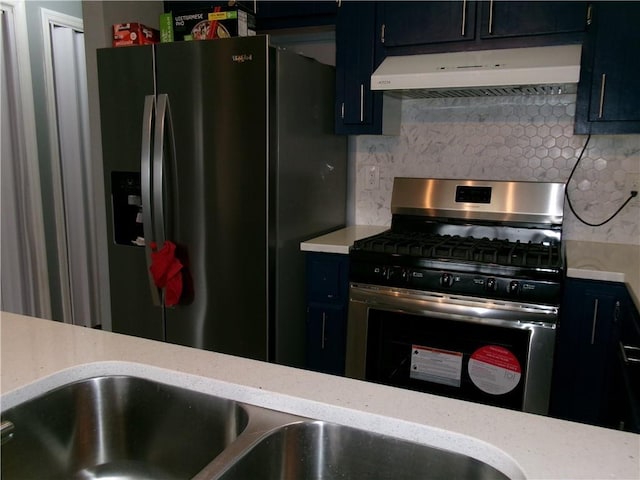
[300,225,388,254]
[1,312,638,480]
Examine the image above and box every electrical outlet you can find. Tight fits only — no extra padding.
[365,165,379,190]
[627,173,639,195]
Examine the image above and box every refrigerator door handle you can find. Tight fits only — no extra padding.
[153,94,173,246]
[141,94,161,306]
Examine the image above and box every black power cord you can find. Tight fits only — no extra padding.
[565,134,639,227]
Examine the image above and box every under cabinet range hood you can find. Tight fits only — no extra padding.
[371,44,582,98]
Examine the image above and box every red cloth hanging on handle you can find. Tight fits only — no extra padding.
[149,241,183,307]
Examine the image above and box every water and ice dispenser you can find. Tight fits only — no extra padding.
[111,172,144,247]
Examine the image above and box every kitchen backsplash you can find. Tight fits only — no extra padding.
[353,94,640,246]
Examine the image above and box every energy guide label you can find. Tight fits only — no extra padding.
[468,345,522,395]
[410,345,463,387]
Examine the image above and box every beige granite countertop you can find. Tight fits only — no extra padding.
[1,312,638,479]
[566,240,640,309]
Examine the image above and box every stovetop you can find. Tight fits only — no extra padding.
[349,178,568,306]
[352,230,563,271]
[349,230,565,305]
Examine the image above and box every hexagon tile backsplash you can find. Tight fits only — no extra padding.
[354,94,640,246]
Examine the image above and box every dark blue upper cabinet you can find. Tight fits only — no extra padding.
[375,1,585,57]
[574,2,640,134]
[378,1,476,48]
[478,1,588,39]
[335,1,398,135]
[255,1,337,30]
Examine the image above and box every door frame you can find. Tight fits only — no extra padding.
[40,8,85,324]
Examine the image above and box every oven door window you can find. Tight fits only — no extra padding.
[366,309,531,410]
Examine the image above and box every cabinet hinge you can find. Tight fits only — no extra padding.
[381,24,385,43]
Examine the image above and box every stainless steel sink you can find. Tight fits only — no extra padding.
[211,420,510,480]
[1,375,517,480]
[0,376,248,479]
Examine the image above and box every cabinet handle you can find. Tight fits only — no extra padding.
[591,298,599,345]
[488,0,494,34]
[360,84,364,122]
[598,73,607,119]
[586,4,593,26]
[321,312,327,350]
[620,342,640,364]
[340,102,345,119]
[461,0,467,36]
[381,23,385,43]
[336,0,341,7]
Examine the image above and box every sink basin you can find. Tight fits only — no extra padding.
[214,420,510,480]
[2,374,517,480]
[0,376,248,479]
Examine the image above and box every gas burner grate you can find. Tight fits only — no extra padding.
[353,232,562,269]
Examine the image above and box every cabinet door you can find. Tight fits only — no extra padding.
[575,2,640,134]
[608,294,640,433]
[335,1,384,134]
[479,1,587,39]
[306,305,348,375]
[305,252,350,374]
[378,1,476,48]
[306,252,349,303]
[255,1,337,29]
[551,278,626,426]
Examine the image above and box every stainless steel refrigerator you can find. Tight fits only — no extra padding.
[97,35,346,367]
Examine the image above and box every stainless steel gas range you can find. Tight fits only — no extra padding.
[346,178,566,414]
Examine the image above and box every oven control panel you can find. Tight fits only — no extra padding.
[350,262,562,305]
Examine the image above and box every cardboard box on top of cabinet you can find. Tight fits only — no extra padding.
[159,13,173,43]
[112,23,159,47]
[163,6,256,42]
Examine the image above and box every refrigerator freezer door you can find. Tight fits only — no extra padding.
[97,46,164,341]
[155,37,270,359]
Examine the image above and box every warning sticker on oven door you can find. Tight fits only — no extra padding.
[468,345,522,395]
[410,345,463,387]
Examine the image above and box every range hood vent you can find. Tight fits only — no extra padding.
[371,45,582,98]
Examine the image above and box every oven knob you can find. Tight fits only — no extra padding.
[440,273,454,287]
[388,267,409,283]
[508,280,520,294]
[486,277,497,291]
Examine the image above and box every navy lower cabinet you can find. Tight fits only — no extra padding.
[305,252,349,375]
[550,278,627,427]
[608,293,640,433]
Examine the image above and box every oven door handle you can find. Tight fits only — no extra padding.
[348,283,558,325]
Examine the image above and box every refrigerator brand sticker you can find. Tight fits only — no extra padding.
[410,345,463,387]
[232,54,253,63]
[468,345,521,395]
